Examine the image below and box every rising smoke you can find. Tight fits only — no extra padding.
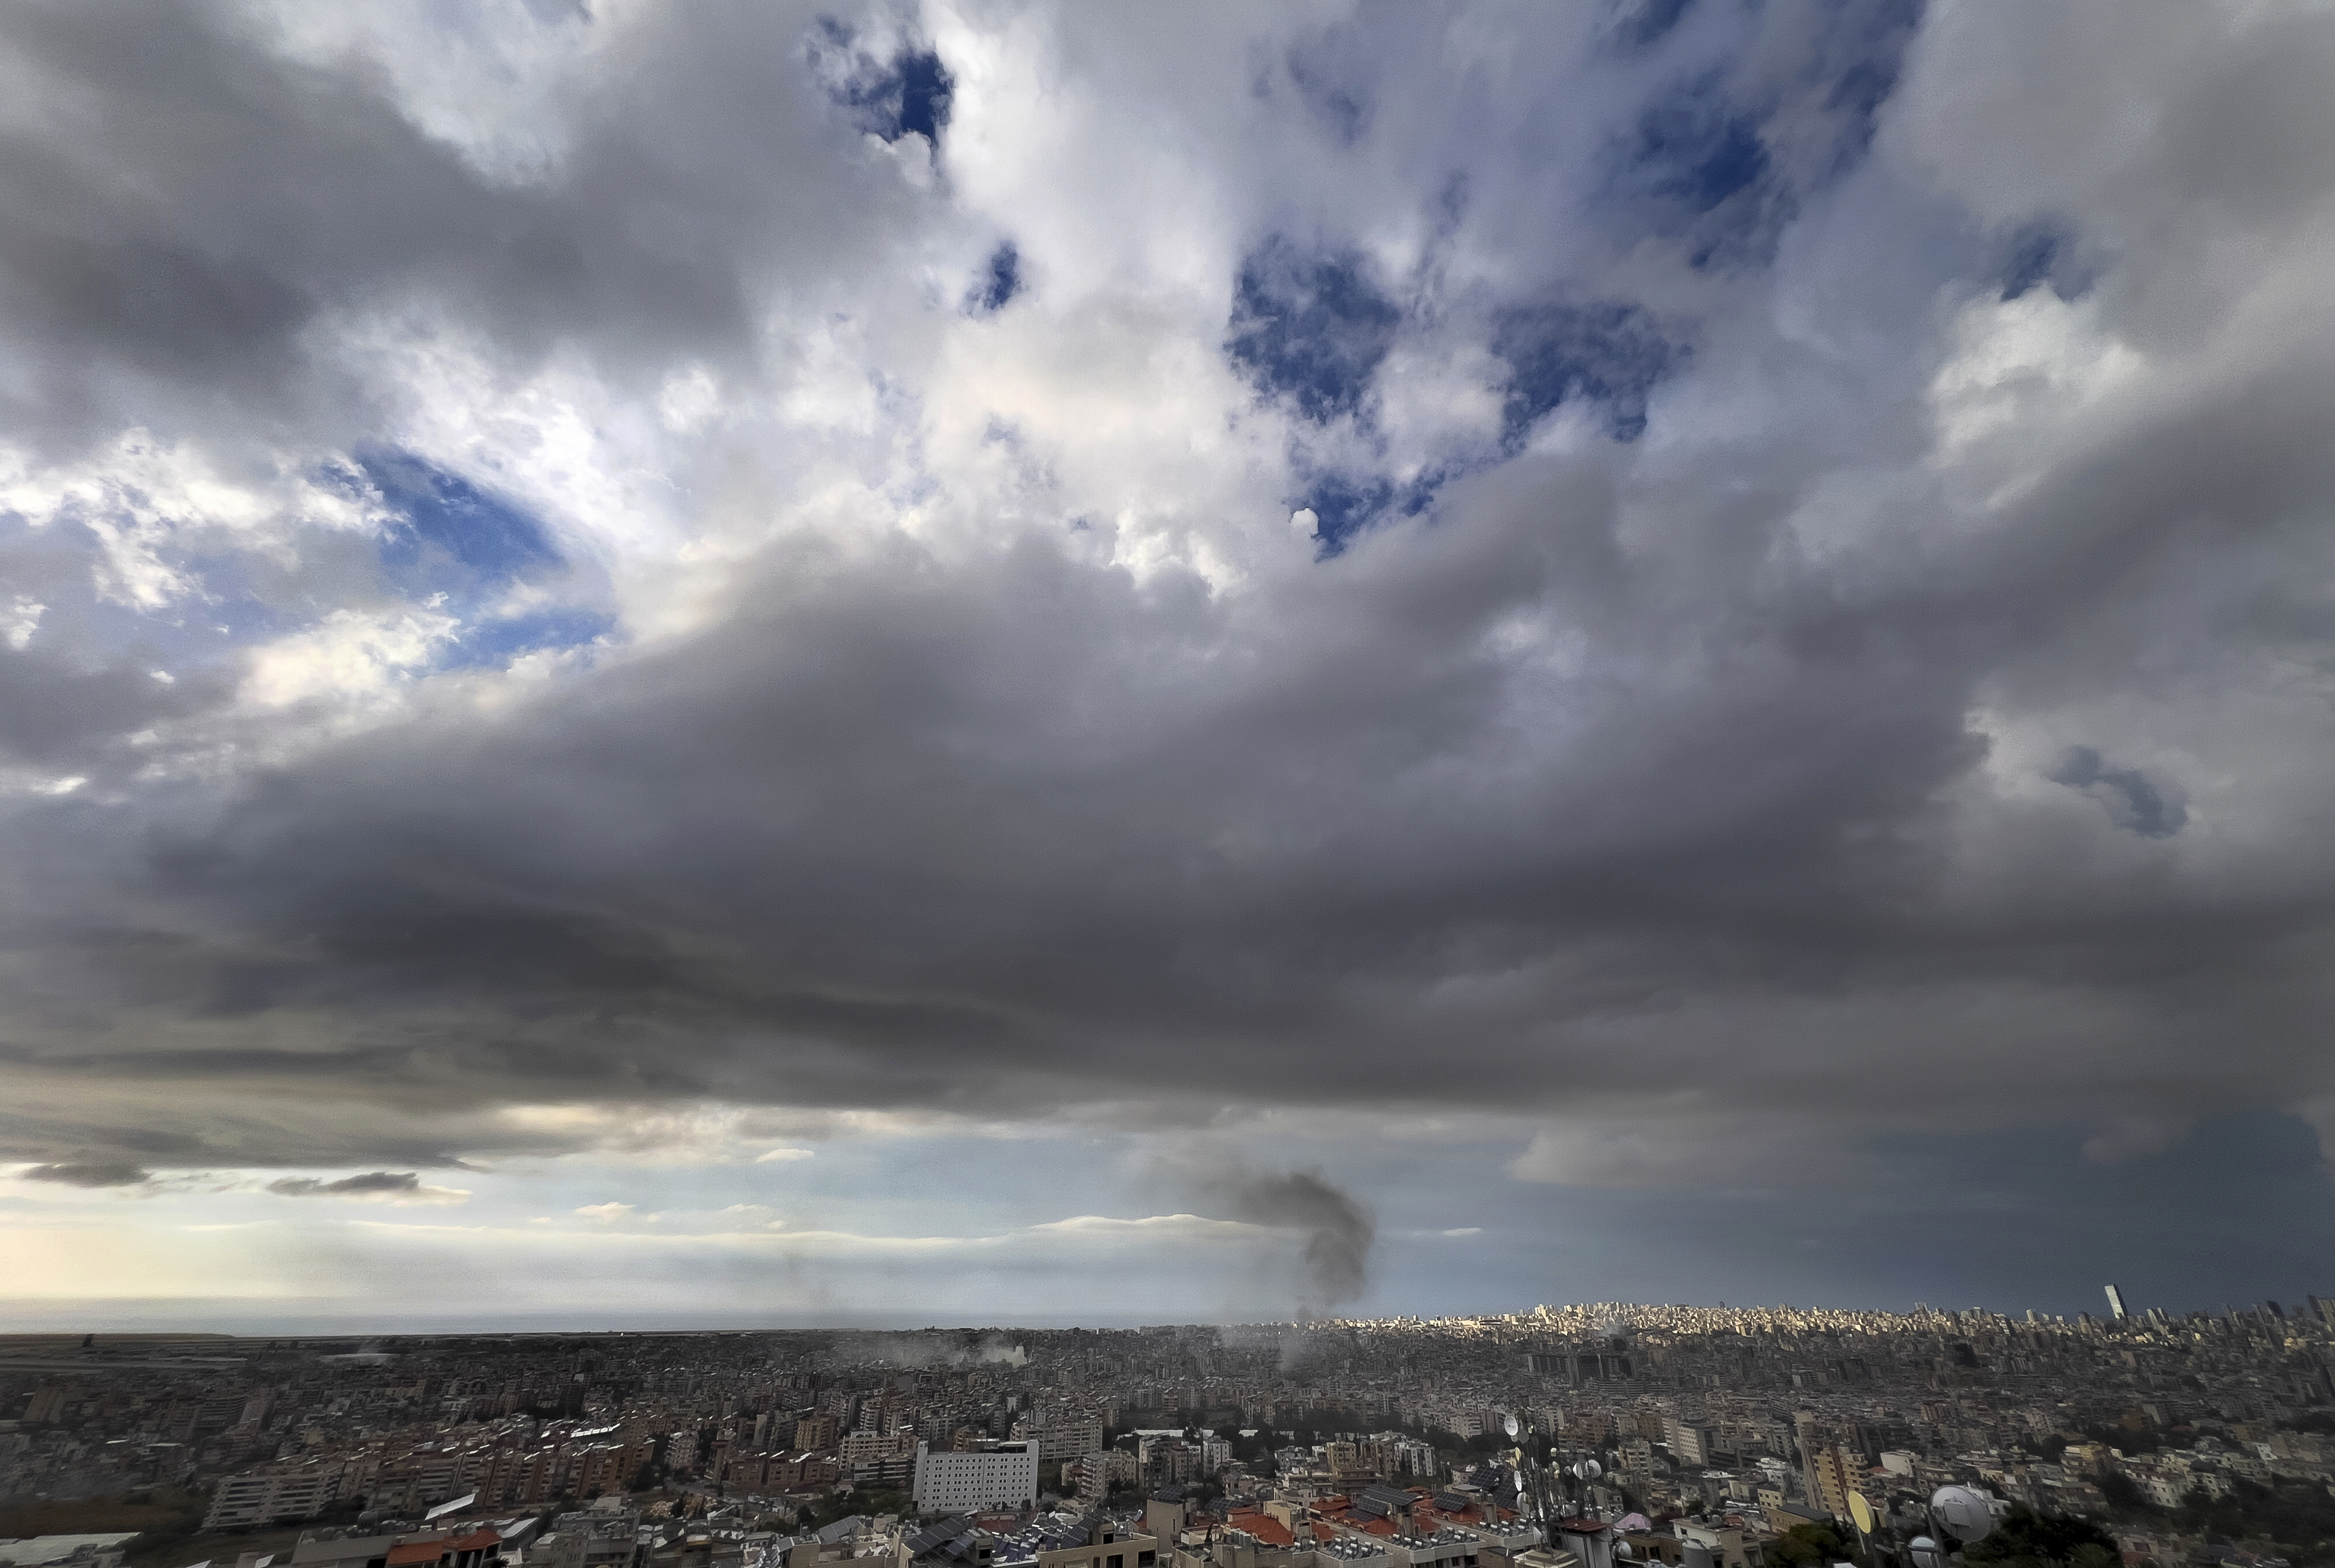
[1204,1165,1377,1316]
[834,1330,1028,1368]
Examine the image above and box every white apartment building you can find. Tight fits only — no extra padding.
[913,1441,1038,1515]
[203,1463,350,1529]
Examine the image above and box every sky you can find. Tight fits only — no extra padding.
[0,0,2333,1333]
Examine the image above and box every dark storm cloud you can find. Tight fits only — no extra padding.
[266,1171,420,1197]
[20,1162,152,1187]
[30,392,2296,1160]
[0,0,906,455]
[0,645,234,770]
[0,0,2330,1225]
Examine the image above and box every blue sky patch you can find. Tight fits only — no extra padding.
[1228,239,1402,424]
[358,450,559,598]
[2049,746,2186,838]
[1814,0,1924,168]
[1298,473,1395,554]
[1995,219,2090,302]
[1295,468,1447,556]
[441,605,615,671]
[1999,226,2062,301]
[1495,302,1684,444]
[816,21,953,145]
[1286,44,1372,147]
[969,243,1021,314]
[894,50,951,142]
[348,450,616,672]
[1604,0,1697,54]
[1625,74,1770,216]
[1608,69,1786,270]
[1603,0,1922,269]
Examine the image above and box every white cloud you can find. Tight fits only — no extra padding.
[243,606,462,710]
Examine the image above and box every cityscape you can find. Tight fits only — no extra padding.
[1,15,2332,1568]
[6,1293,2335,1568]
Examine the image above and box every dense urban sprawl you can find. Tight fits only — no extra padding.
[6,1296,2335,1568]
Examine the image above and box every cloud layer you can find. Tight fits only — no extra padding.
[0,0,2332,1311]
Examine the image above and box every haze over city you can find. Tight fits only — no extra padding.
[2,0,2334,1331]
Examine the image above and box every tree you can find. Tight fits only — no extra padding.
[1770,1522,1849,1568]
[1961,1504,2117,1568]
[2097,1473,2150,1516]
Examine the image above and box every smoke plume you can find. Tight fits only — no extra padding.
[837,1330,1028,1368]
[1206,1165,1377,1314]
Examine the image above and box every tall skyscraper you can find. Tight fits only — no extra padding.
[2104,1285,2128,1321]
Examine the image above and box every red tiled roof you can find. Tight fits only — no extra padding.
[387,1546,442,1567]
[1229,1515,1294,1548]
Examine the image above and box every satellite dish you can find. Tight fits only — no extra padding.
[1572,1460,1602,1482]
[1504,1414,1521,1439]
[1849,1493,1875,1535]
[1930,1486,1994,1544]
[1908,1539,1946,1568]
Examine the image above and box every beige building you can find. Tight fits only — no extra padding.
[1031,1523,1158,1568]
[1802,1446,1861,1523]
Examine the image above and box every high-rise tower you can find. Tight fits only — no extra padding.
[2104,1284,2128,1321]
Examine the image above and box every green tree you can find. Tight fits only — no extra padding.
[1770,1522,1849,1568]
[1961,1504,2117,1568]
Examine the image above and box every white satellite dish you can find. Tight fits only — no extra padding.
[1908,1538,1946,1568]
[1572,1460,1602,1482]
[1503,1413,1520,1439]
[1930,1486,1994,1544]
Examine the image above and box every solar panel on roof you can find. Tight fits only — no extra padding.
[907,1520,973,1556]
